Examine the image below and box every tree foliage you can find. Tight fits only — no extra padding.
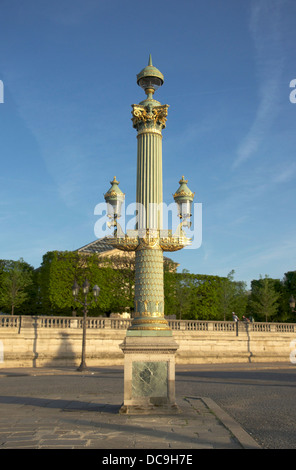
[164,270,241,320]
[0,259,33,314]
[38,251,135,316]
[0,252,295,323]
[218,270,248,320]
[248,275,279,322]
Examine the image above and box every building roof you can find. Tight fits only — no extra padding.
[77,237,179,271]
[77,236,117,255]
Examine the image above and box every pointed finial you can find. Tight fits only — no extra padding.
[136,55,164,94]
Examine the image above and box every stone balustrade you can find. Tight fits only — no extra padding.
[1,315,295,368]
[1,315,295,333]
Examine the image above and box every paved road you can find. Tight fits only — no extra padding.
[0,362,295,449]
[175,362,296,449]
[0,366,258,450]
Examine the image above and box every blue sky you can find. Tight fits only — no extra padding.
[0,0,295,287]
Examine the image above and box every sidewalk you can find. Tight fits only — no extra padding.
[0,367,261,450]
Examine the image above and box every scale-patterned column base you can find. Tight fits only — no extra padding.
[128,245,170,332]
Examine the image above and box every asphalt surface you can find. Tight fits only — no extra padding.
[0,362,294,451]
[176,362,296,449]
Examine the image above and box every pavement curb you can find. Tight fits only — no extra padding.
[201,397,261,449]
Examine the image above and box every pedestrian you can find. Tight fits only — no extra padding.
[232,312,239,322]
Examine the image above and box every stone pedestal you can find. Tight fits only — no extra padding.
[119,333,180,414]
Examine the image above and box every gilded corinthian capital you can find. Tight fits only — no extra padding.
[131,104,169,132]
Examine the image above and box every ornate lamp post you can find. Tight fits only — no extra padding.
[72,279,100,372]
[104,176,125,237]
[104,55,195,413]
[173,175,195,235]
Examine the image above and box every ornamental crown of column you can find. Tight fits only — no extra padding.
[131,103,169,133]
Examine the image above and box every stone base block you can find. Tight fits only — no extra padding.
[119,403,181,415]
[119,334,179,414]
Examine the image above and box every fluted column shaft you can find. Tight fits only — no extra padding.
[136,131,163,231]
[129,102,170,333]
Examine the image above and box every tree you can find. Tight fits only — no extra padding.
[218,270,248,320]
[188,273,222,320]
[248,275,279,322]
[164,271,227,320]
[48,251,116,315]
[283,271,296,294]
[164,271,178,317]
[107,254,135,314]
[175,270,195,320]
[37,250,134,316]
[218,270,236,321]
[280,271,296,322]
[0,259,33,315]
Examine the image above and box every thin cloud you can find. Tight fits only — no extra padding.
[239,235,296,277]
[273,163,296,184]
[233,0,285,169]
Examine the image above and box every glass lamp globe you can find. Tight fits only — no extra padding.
[82,279,90,295]
[138,76,163,93]
[72,280,80,297]
[104,176,125,219]
[93,285,100,298]
[173,176,195,220]
[137,54,164,97]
